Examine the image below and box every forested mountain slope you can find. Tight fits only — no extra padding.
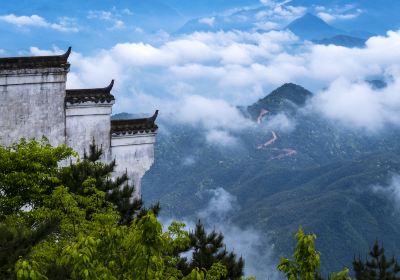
[133,83,400,273]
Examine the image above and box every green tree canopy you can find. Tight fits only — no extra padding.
[0,139,243,280]
[278,228,351,280]
[353,241,400,280]
[0,138,74,217]
[178,220,244,279]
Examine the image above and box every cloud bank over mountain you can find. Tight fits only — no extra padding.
[31,28,400,134]
[26,0,400,135]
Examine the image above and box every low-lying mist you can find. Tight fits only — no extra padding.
[161,187,279,280]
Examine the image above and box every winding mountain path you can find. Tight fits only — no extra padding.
[271,148,297,160]
[257,131,277,149]
[257,109,269,124]
[256,108,297,159]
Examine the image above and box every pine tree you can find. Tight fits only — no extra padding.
[353,241,400,280]
[0,219,59,278]
[58,140,147,225]
[0,139,235,279]
[178,220,244,280]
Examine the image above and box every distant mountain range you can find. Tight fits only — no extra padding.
[177,10,367,47]
[286,13,368,47]
[126,82,400,274]
[174,0,400,48]
[286,13,343,40]
[289,0,400,34]
[313,35,366,48]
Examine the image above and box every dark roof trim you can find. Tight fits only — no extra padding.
[0,47,71,70]
[65,80,115,104]
[111,110,159,136]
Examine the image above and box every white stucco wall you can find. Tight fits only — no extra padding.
[111,133,156,197]
[0,68,67,146]
[66,102,113,159]
[0,63,157,199]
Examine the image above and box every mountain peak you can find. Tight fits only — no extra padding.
[286,13,343,40]
[288,13,329,28]
[265,83,312,104]
[247,83,312,117]
[302,12,324,21]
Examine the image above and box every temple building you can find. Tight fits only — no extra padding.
[0,47,158,196]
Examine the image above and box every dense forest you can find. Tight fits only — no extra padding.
[142,83,400,275]
[0,139,399,279]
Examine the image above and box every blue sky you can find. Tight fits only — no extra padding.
[2,2,400,277]
[1,0,398,55]
[1,0,400,138]
[0,0,261,54]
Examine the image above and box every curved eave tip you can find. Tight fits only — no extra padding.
[109,79,115,89]
[62,47,72,60]
[151,110,159,122]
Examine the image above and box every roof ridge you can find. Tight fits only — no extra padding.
[66,79,114,93]
[65,80,115,105]
[0,47,72,70]
[111,110,159,136]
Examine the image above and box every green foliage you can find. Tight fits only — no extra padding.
[0,139,233,280]
[278,228,352,280]
[0,219,59,278]
[58,140,144,225]
[328,268,352,280]
[278,228,321,280]
[353,241,400,280]
[178,220,244,280]
[0,138,74,217]
[15,259,47,280]
[181,263,228,280]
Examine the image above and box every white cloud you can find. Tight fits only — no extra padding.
[88,9,127,30]
[0,14,48,27]
[315,5,362,23]
[317,11,361,23]
[373,175,400,208]
[260,0,274,5]
[0,14,78,32]
[165,94,253,146]
[87,10,113,21]
[215,0,305,31]
[198,17,215,27]
[68,50,125,89]
[195,188,277,279]
[255,1,306,26]
[182,156,196,166]
[122,8,133,16]
[50,17,79,32]
[108,20,125,30]
[260,0,292,7]
[29,46,59,56]
[162,188,278,279]
[254,21,280,31]
[173,95,254,132]
[27,27,400,133]
[311,75,400,132]
[206,130,239,146]
[197,188,237,220]
[264,113,296,132]
[134,27,144,33]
